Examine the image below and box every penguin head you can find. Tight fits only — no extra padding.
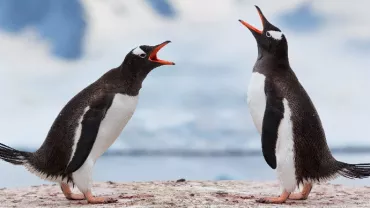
[122,40,175,74]
[239,6,288,58]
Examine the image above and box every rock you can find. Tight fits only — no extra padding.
[0,181,370,207]
[176,178,186,183]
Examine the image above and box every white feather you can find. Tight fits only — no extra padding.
[22,94,138,191]
[132,46,146,56]
[267,30,283,40]
[67,106,90,166]
[276,99,296,192]
[72,158,94,193]
[247,72,266,133]
[72,93,138,193]
[247,73,297,192]
[24,105,90,184]
[24,163,68,183]
[89,94,138,161]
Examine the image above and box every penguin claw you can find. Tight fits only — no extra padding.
[87,196,118,204]
[83,191,118,204]
[65,193,85,200]
[256,197,286,204]
[255,198,268,203]
[60,183,85,200]
[105,197,118,203]
[288,193,307,200]
[256,191,290,204]
[289,183,312,200]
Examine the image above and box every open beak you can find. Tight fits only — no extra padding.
[149,41,175,65]
[238,5,267,35]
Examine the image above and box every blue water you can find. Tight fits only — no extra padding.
[1,153,370,188]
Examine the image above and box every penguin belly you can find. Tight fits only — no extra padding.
[247,72,297,192]
[247,72,266,134]
[89,93,138,161]
[275,99,296,192]
[70,93,138,192]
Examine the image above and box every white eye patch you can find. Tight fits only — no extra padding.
[266,30,283,40]
[132,46,146,58]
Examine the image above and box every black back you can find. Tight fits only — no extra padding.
[244,7,339,184]
[28,42,173,182]
[29,69,133,181]
[256,58,337,184]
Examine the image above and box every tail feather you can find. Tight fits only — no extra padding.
[337,162,370,179]
[0,143,30,165]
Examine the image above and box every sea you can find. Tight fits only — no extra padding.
[1,153,370,188]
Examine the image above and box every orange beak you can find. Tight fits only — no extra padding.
[238,6,265,34]
[149,41,175,65]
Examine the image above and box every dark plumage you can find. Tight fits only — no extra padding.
[0,41,174,204]
[240,6,370,204]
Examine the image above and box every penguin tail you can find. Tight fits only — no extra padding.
[337,161,370,179]
[0,143,31,165]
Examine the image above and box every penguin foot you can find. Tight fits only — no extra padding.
[256,197,287,204]
[256,191,290,204]
[85,191,118,204]
[288,183,312,200]
[288,193,306,200]
[60,183,85,200]
[65,193,85,200]
[87,196,118,204]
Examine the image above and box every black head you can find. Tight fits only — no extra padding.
[121,40,175,76]
[239,6,288,58]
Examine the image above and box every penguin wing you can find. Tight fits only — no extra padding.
[261,81,284,169]
[64,93,115,174]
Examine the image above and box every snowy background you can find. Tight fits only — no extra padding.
[0,0,369,153]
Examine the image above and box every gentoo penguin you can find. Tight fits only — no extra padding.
[239,6,370,204]
[0,41,174,204]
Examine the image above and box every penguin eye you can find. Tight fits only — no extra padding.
[266,31,271,37]
[139,53,146,58]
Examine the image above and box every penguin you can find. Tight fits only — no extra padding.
[0,41,174,204]
[239,6,370,204]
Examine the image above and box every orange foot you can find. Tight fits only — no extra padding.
[60,183,85,200]
[288,183,312,200]
[85,191,118,204]
[65,193,85,200]
[256,191,290,204]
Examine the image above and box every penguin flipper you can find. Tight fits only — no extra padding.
[261,82,284,169]
[64,93,114,174]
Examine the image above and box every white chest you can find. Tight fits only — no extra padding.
[247,73,297,192]
[276,99,296,192]
[247,72,267,134]
[90,94,138,161]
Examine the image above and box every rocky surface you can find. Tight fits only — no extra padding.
[1,180,370,207]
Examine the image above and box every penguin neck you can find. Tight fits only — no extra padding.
[118,65,151,95]
[257,46,290,68]
[98,66,150,96]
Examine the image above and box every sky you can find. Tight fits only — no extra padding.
[0,0,369,151]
